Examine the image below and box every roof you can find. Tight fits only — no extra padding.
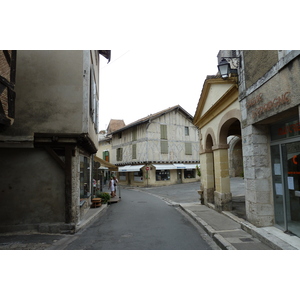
[110,105,193,134]
[107,119,126,134]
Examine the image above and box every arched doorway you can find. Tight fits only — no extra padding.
[216,116,245,216]
[199,131,216,205]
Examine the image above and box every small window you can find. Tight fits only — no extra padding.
[103,151,109,162]
[132,127,137,141]
[118,132,122,139]
[161,141,168,154]
[116,148,123,161]
[160,124,168,140]
[185,126,189,136]
[132,144,137,159]
[185,142,192,155]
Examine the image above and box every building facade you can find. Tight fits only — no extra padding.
[239,50,300,237]
[193,73,241,211]
[0,50,110,233]
[110,105,200,187]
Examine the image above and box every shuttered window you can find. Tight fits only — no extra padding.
[132,127,137,141]
[161,141,168,154]
[116,148,123,161]
[160,124,167,140]
[132,144,137,159]
[185,142,192,155]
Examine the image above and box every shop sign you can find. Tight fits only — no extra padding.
[247,92,291,119]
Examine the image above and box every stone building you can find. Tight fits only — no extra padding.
[194,50,300,238]
[110,105,200,187]
[239,50,300,237]
[193,73,241,211]
[0,50,110,233]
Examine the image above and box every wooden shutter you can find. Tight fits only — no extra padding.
[160,124,167,140]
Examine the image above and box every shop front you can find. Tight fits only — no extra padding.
[270,116,300,236]
[240,51,300,235]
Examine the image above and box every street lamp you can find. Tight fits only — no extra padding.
[217,56,240,80]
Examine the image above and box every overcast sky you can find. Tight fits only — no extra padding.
[98,48,218,130]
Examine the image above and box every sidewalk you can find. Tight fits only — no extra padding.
[178,202,300,250]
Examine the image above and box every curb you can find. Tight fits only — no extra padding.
[75,204,108,233]
[178,204,236,250]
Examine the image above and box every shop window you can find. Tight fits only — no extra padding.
[184,169,195,179]
[270,116,300,141]
[80,155,90,198]
[156,170,170,181]
[119,172,127,181]
[134,170,143,182]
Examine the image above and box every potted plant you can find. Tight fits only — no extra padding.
[96,192,111,204]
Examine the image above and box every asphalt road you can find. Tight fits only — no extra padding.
[57,187,217,250]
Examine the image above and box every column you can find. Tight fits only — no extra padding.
[213,145,232,211]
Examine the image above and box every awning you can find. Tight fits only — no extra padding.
[173,164,186,169]
[118,165,144,172]
[185,164,199,170]
[94,156,118,171]
[153,164,176,170]
[153,164,199,170]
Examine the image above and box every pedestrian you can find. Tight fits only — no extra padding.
[109,177,115,197]
[113,176,118,197]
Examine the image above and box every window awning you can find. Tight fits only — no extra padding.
[185,164,199,170]
[153,164,199,170]
[173,164,186,169]
[118,165,144,172]
[153,164,176,170]
[94,156,118,171]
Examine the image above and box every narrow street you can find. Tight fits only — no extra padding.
[53,186,219,250]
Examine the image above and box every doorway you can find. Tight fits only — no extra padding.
[271,140,300,236]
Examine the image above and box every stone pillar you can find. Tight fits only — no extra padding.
[213,145,232,211]
[199,151,215,204]
[242,124,273,227]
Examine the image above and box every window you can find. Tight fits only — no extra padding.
[132,144,137,159]
[119,172,126,181]
[103,151,109,162]
[90,70,98,131]
[118,132,122,139]
[80,155,90,198]
[184,169,196,179]
[185,142,192,155]
[161,141,168,154]
[132,127,137,141]
[134,170,143,182]
[116,148,123,161]
[156,170,170,181]
[185,126,189,136]
[160,124,168,140]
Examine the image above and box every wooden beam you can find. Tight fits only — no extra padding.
[44,146,65,170]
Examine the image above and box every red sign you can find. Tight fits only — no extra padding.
[146,167,150,171]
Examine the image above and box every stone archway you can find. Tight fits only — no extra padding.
[213,112,243,212]
[200,130,216,205]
